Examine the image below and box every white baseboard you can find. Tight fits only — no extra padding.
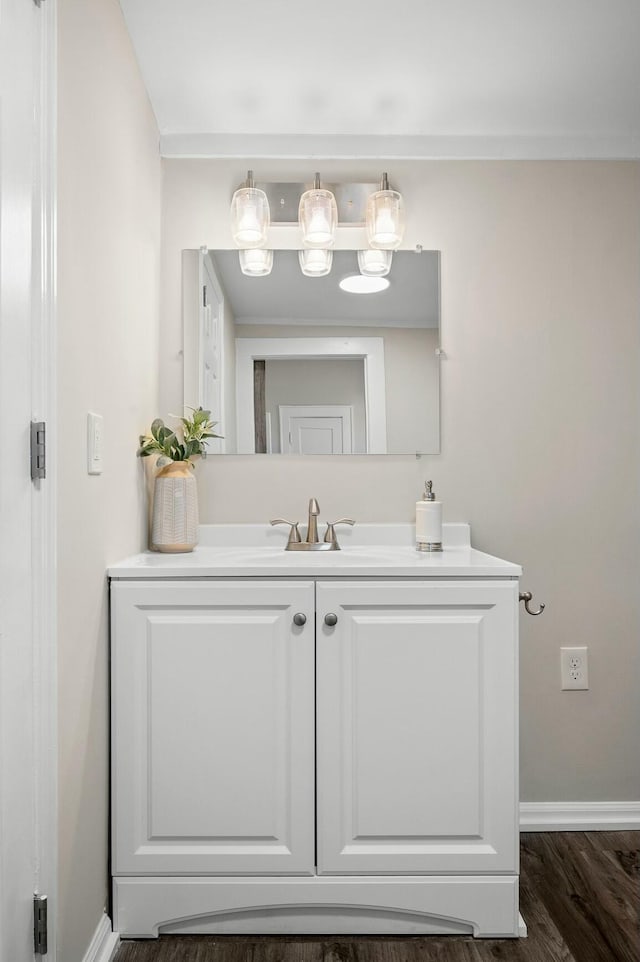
[520,801,640,832]
[81,914,120,962]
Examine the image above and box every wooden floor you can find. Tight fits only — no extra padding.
[114,832,639,962]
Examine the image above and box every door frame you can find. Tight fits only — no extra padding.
[198,250,226,453]
[0,0,58,956]
[33,1,58,955]
[235,337,388,454]
[183,249,226,453]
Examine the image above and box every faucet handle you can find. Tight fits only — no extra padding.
[324,518,355,548]
[270,519,302,546]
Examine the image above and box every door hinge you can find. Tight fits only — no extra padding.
[31,421,46,481]
[33,895,48,955]
[203,284,208,308]
[33,0,46,6]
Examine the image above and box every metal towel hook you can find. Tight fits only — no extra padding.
[519,591,545,616]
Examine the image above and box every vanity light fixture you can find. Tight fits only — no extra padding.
[357,249,393,277]
[366,172,405,250]
[339,274,390,294]
[239,248,273,277]
[298,248,333,277]
[230,170,270,248]
[298,173,338,249]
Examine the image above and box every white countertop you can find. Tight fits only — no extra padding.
[108,523,522,579]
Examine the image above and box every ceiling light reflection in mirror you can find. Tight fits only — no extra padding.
[358,249,392,276]
[299,248,333,277]
[339,275,390,294]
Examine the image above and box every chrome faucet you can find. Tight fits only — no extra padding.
[271,499,354,551]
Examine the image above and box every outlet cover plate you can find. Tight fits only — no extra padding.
[561,646,589,690]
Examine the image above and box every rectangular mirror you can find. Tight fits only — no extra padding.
[183,249,440,455]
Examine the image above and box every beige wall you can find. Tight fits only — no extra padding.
[161,159,640,803]
[57,1,162,959]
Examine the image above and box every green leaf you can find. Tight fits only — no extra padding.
[184,440,197,458]
[137,435,161,457]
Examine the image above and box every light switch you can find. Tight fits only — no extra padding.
[87,412,103,475]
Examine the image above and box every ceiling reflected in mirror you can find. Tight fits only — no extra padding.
[209,249,439,329]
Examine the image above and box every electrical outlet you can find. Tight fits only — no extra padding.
[561,646,589,690]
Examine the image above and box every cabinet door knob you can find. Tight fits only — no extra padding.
[324,613,338,627]
[293,612,307,627]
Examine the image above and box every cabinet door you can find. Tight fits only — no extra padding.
[112,580,315,875]
[316,580,518,875]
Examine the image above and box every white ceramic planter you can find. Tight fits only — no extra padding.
[151,461,198,552]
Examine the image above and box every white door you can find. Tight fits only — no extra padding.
[316,581,519,875]
[199,252,225,452]
[280,405,353,454]
[0,1,54,960]
[112,580,316,876]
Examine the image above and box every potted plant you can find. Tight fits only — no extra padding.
[138,407,221,552]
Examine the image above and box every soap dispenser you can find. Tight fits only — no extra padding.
[416,480,443,552]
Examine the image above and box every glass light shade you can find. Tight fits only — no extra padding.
[298,188,337,248]
[239,248,273,277]
[357,249,393,277]
[298,248,333,277]
[366,189,405,249]
[230,186,270,248]
[339,274,390,294]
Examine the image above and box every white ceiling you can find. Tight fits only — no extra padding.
[119,0,640,159]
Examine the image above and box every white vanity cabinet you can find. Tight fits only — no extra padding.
[110,532,522,939]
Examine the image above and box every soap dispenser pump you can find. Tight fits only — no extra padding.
[415,480,443,552]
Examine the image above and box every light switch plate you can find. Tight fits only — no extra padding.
[87,412,103,475]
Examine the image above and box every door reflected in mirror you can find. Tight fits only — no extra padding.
[183,249,440,455]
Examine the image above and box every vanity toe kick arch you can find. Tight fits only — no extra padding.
[113,875,520,938]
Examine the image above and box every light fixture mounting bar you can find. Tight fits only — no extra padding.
[249,182,379,225]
